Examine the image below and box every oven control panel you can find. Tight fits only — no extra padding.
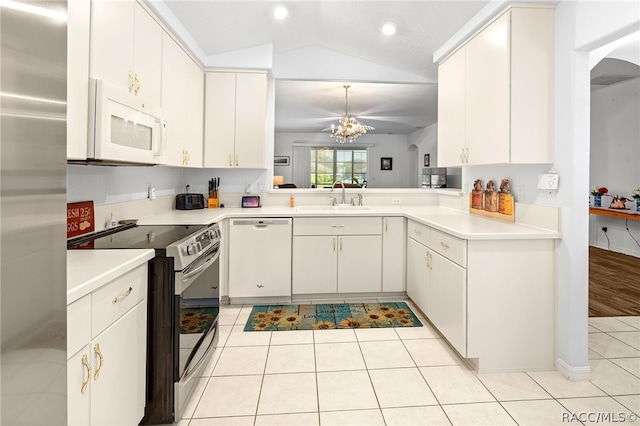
[168,223,221,271]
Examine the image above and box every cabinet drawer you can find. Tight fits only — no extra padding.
[431,228,467,267]
[293,217,381,236]
[407,220,431,247]
[68,294,91,357]
[91,264,147,338]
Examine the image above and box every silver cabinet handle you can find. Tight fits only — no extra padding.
[256,284,264,288]
[385,219,389,232]
[331,224,345,228]
[333,238,336,252]
[414,228,421,236]
[440,242,450,250]
[339,238,343,252]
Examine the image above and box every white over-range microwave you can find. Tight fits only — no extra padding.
[87,79,168,165]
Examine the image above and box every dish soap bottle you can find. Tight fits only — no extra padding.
[289,195,295,208]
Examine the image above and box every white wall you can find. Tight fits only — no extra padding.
[67,165,186,205]
[589,77,640,256]
[551,0,640,379]
[67,165,269,206]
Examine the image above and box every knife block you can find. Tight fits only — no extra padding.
[208,191,219,208]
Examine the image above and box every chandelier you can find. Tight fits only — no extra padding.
[327,85,374,143]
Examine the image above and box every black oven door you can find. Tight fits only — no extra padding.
[174,243,220,419]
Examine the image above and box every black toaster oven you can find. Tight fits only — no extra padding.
[175,193,205,210]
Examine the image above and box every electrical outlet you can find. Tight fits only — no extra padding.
[515,185,525,201]
[392,198,401,205]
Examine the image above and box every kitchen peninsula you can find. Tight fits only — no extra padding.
[130,197,559,373]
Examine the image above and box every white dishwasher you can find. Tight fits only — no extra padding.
[228,218,292,301]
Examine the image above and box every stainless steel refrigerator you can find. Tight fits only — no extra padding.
[1,1,67,424]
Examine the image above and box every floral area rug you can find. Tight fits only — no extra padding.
[180,307,218,334]
[244,302,422,331]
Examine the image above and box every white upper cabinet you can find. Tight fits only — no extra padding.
[67,0,91,160]
[91,0,162,105]
[464,12,511,166]
[185,57,205,168]
[437,5,555,167]
[161,33,203,167]
[204,72,268,168]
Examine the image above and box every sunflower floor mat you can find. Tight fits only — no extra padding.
[243,302,422,331]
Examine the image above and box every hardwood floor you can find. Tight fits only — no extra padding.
[589,246,640,317]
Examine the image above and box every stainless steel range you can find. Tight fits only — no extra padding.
[68,223,221,424]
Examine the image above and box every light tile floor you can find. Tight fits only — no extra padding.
[177,302,640,425]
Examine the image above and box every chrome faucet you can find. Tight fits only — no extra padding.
[331,181,346,205]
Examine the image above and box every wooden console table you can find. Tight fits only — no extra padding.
[589,207,640,221]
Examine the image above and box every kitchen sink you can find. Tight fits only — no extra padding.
[297,205,336,211]
[333,205,374,211]
[297,205,375,212]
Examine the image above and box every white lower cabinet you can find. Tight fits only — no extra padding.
[406,238,429,312]
[406,219,555,372]
[382,217,405,292]
[67,264,148,426]
[406,221,468,356]
[292,236,338,294]
[427,250,466,356]
[292,217,382,295]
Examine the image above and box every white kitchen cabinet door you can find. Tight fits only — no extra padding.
[427,250,467,356]
[292,236,338,295]
[91,301,147,426]
[162,34,187,167]
[67,0,90,160]
[509,7,555,164]
[406,238,429,315]
[338,236,382,293]
[465,11,510,165]
[437,47,466,167]
[234,73,267,168]
[382,217,405,292]
[91,0,161,103]
[184,57,204,168]
[67,345,91,426]
[204,72,236,168]
[132,3,162,106]
[90,0,135,91]
[162,34,203,167]
[133,2,164,105]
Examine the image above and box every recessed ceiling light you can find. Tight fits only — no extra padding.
[381,22,397,36]
[274,5,288,20]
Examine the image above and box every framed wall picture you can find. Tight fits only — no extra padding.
[274,156,290,166]
[381,157,393,170]
[424,154,430,167]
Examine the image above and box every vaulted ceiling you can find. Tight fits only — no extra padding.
[146,1,492,134]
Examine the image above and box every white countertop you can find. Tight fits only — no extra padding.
[68,205,559,302]
[67,249,155,304]
[137,205,561,241]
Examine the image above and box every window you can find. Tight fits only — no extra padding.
[310,147,367,188]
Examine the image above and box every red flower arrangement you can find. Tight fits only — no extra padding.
[590,186,608,197]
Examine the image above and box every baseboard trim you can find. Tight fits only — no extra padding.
[556,357,592,381]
